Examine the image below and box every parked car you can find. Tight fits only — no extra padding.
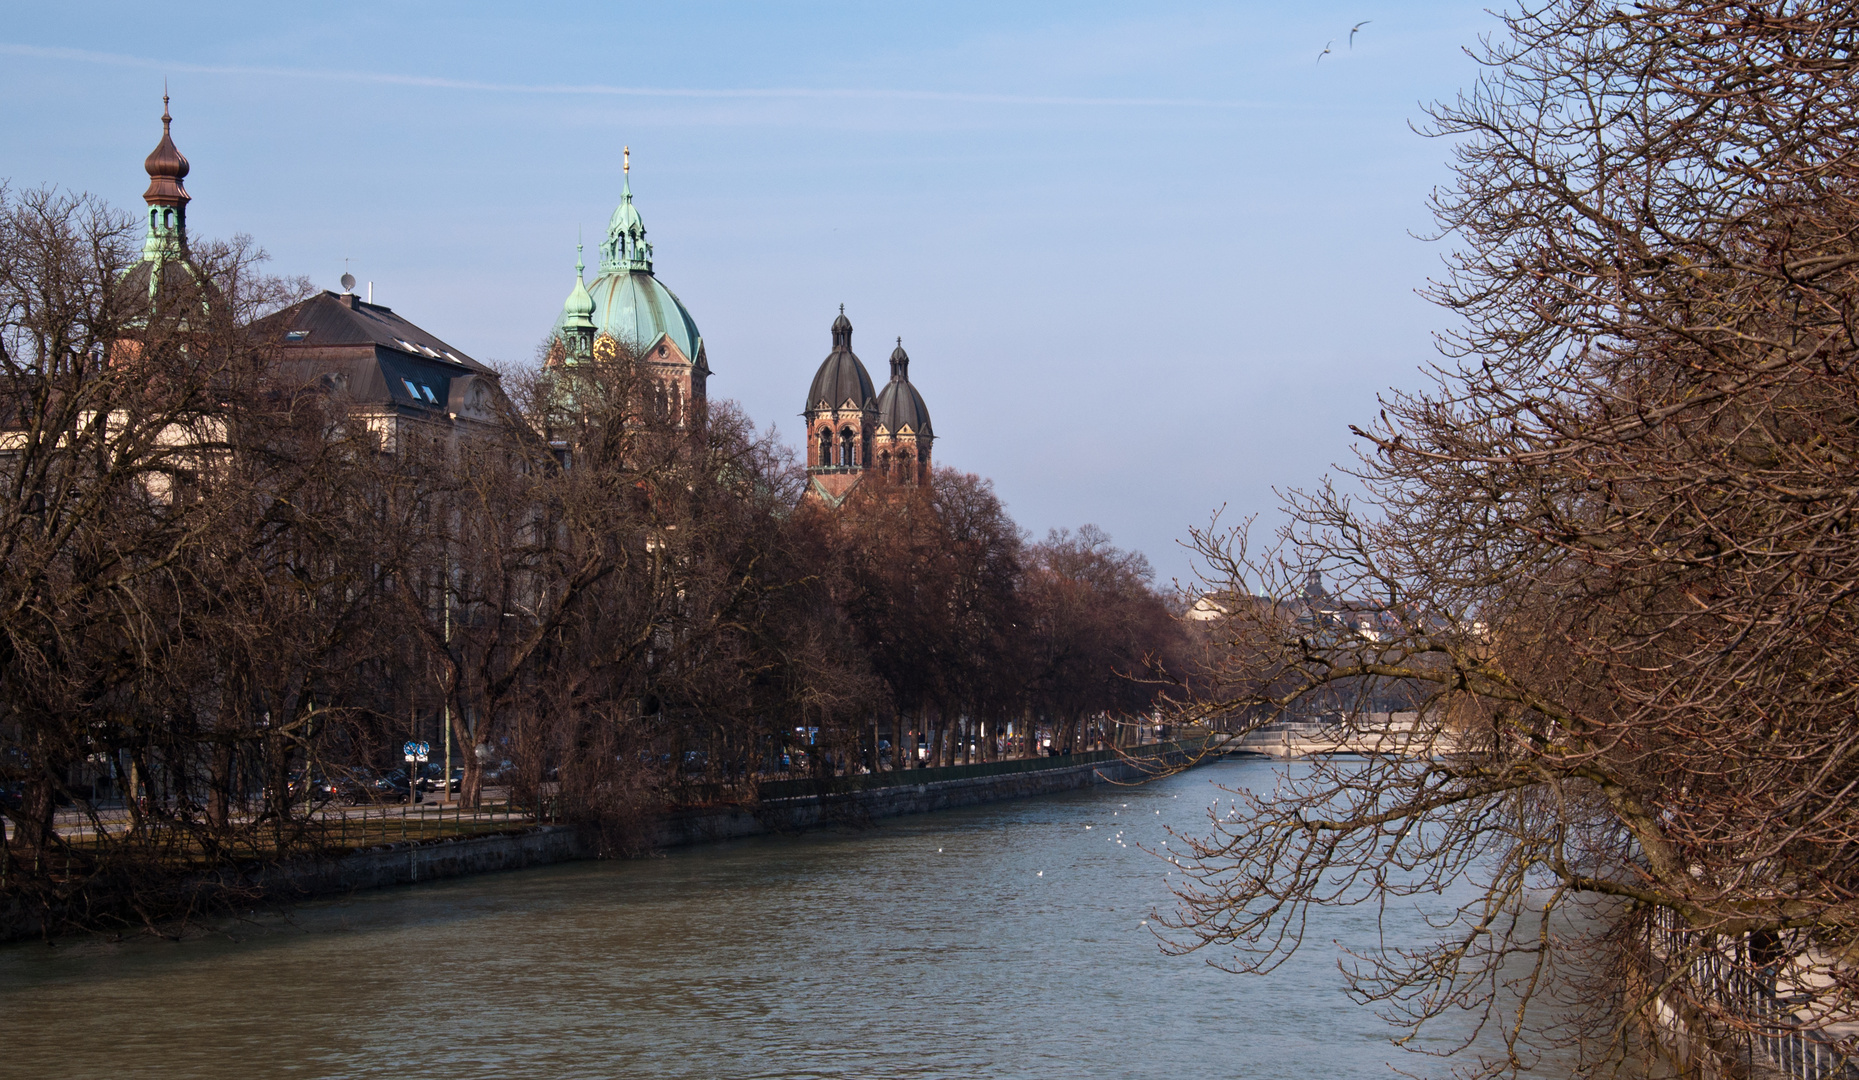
[371,769,413,802]
[413,762,462,793]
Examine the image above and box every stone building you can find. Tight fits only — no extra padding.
[802,307,934,506]
[546,152,708,432]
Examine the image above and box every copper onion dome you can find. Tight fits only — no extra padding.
[142,93,190,208]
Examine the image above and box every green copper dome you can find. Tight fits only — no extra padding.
[583,271,702,361]
[553,165,705,365]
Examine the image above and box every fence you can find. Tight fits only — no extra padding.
[1642,906,1859,1079]
[756,738,1204,801]
[305,793,550,850]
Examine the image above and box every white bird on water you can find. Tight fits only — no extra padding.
[1037,870,1044,877]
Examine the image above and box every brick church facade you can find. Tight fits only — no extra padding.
[803,307,934,506]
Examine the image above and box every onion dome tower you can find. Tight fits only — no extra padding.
[803,306,880,504]
[122,90,204,301]
[874,338,933,485]
[557,243,598,363]
[549,149,707,427]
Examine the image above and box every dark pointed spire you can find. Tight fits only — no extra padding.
[142,86,190,208]
[889,336,909,379]
[831,304,852,350]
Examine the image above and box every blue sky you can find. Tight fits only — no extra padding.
[1,1,1494,586]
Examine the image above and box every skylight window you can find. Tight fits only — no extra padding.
[395,338,417,352]
[402,378,421,399]
[420,384,439,404]
[285,330,309,341]
[443,351,461,363]
[421,346,441,358]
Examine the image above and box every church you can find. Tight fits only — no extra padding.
[544,149,708,433]
[800,307,934,506]
[542,154,935,505]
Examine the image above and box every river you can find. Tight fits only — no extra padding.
[0,758,1560,1079]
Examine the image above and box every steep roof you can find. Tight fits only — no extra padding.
[262,290,493,373]
[252,291,505,420]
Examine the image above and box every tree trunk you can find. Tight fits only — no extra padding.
[208,741,233,830]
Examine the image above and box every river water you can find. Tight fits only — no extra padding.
[0,759,1552,1079]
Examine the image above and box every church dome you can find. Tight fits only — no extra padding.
[806,307,876,412]
[877,339,932,437]
[554,158,705,364]
[582,270,701,360]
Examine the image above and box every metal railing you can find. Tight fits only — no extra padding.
[1644,907,1859,1079]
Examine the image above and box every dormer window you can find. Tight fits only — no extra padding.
[402,378,421,399]
[420,384,439,404]
[285,330,309,341]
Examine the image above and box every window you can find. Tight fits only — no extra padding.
[402,378,421,399]
[285,330,309,341]
[420,384,440,404]
[443,351,462,364]
[839,428,856,468]
[818,429,832,467]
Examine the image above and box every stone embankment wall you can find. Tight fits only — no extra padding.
[291,744,1195,899]
[0,743,1199,941]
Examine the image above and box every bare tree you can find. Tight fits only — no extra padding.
[1161,4,1859,1075]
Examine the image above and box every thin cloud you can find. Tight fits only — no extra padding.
[0,42,1261,110]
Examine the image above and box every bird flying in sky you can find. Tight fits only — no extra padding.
[1350,20,1371,47]
[1317,39,1334,63]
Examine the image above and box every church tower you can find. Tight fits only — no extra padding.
[803,307,879,504]
[802,309,935,505]
[874,338,933,485]
[548,149,708,430]
[121,90,204,303]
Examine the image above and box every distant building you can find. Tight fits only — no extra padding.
[545,150,708,432]
[257,289,511,450]
[801,307,934,506]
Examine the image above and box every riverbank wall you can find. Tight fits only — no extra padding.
[1,742,1199,941]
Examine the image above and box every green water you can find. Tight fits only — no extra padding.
[0,759,1565,1079]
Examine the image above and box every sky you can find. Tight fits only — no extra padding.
[0,1,1496,587]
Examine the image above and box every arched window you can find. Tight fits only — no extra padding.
[840,428,856,468]
[862,429,872,470]
[818,429,833,467]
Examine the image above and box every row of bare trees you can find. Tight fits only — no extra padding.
[1162,3,1859,1076]
[0,183,1184,932]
